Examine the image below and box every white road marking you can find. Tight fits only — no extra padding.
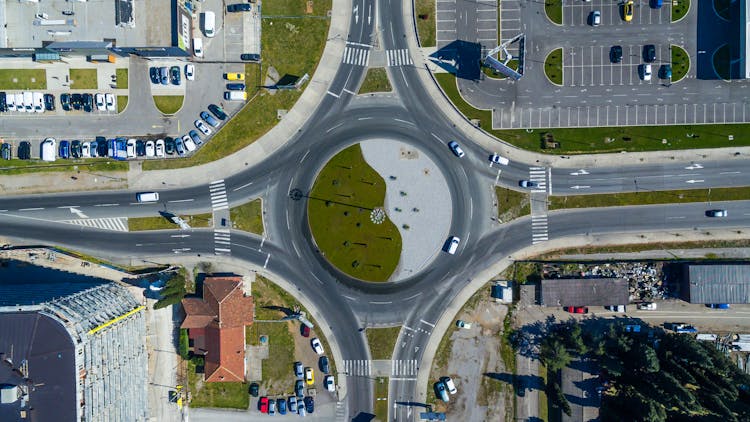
[168,199,195,203]
[19,208,44,211]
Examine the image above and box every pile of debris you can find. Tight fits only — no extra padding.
[541,261,667,301]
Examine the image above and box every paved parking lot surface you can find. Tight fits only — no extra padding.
[563,1,670,27]
[564,44,667,87]
[437,0,497,51]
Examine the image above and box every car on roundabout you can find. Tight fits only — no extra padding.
[448,140,465,157]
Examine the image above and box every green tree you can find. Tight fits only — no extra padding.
[546,379,571,416]
[540,337,572,372]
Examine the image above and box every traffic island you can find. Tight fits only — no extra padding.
[229,199,264,235]
[670,45,690,82]
[545,0,563,25]
[307,144,402,282]
[153,95,184,115]
[127,213,212,231]
[365,326,402,360]
[672,0,690,22]
[359,68,392,94]
[495,186,530,222]
[544,48,563,85]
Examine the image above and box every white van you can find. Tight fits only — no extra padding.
[136,192,160,202]
[445,236,461,255]
[33,92,43,113]
[193,37,204,58]
[7,93,15,111]
[41,138,56,162]
[202,11,215,38]
[224,91,247,101]
[23,92,33,112]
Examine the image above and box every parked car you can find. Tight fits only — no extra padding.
[319,356,330,374]
[194,119,212,136]
[18,141,31,160]
[95,93,106,111]
[227,3,252,12]
[456,320,472,329]
[5,92,14,111]
[155,139,165,157]
[0,143,11,160]
[294,361,304,379]
[83,93,94,112]
[249,383,259,397]
[311,338,324,355]
[288,396,297,411]
[226,83,246,91]
[188,130,202,145]
[136,139,146,156]
[707,303,730,309]
[44,93,55,111]
[519,180,537,188]
[300,324,310,337]
[71,93,82,110]
[297,399,306,416]
[96,137,108,157]
[82,141,91,158]
[182,134,196,152]
[159,67,169,85]
[184,64,195,81]
[623,0,633,22]
[208,104,227,120]
[277,398,287,415]
[105,93,115,111]
[259,396,269,413]
[590,10,601,26]
[200,111,220,127]
[170,66,181,85]
[640,64,652,81]
[564,306,588,314]
[71,140,82,158]
[304,396,314,413]
[610,45,623,63]
[0,92,6,112]
[324,375,335,392]
[706,209,728,217]
[304,367,314,385]
[225,72,245,81]
[145,140,155,157]
[659,64,672,80]
[637,302,657,310]
[441,377,457,395]
[434,381,449,402]
[149,67,160,84]
[295,380,304,397]
[643,44,656,62]
[33,92,43,113]
[448,140,465,157]
[268,398,276,415]
[164,137,176,155]
[241,53,261,62]
[59,140,70,159]
[61,93,71,111]
[89,140,98,157]
[606,305,626,312]
[175,137,186,155]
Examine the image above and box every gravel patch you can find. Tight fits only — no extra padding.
[360,139,452,281]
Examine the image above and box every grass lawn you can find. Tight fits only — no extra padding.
[545,0,563,24]
[538,362,549,421]
[713,44,730,80]
[496,187,530,221]
[359,68,392,94]
[153,95,184,115]
[117,96,128,113]
[69,69,98,89]
[116,68,129,89]
[673,0,690,21]
[187,360,249,409]
[549,186,750,210]
[366,326,401,360]
[262,0,330,15]
[374,377,389,421]
[0,69,46,90]
[308,144,402,282]
[128,213,212,231]
[143,10,330,171]
[0,159,128,175]
[435,71,750,154]
[230,199,264,234]
[671,45,690,82]
[247,322,296,391]
[416,0,436,47]
[544,48,563,85]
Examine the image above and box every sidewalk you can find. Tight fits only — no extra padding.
[128,0,352,190]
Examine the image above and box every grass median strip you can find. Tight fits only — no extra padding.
[549,186,750,210]
[366,326,401,360]
[229,199,264,235]
[153,95,184,115]
[359,68,392,94]
[117,96,128,113]
[69,69,98,89]
[0,69,46,90]
[116,68,128,89]
[374,377,389,421]
[128,213,212,231]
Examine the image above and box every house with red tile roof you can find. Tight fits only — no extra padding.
[181,276,254,382]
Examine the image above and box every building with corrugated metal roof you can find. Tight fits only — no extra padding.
[681,264,750,304]
[541,278,629,307]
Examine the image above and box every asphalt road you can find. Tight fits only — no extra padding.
[1,0,750,421]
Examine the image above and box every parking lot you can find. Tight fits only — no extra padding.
[563,1,671,27]
[436,0,497,51]
[563,43,669,87]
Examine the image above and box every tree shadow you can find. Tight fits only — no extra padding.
[351,412,375,422]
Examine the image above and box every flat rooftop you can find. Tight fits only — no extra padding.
[541,278,629,307]
[1,0,173,49]
[0,312,76,422]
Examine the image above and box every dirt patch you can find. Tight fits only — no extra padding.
[0,170,127,195]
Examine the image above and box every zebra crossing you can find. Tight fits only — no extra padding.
[209,180,229,211]
[531,215,549,244]
[214,229,231,255]
[391,359,418,378]
[528,167,549,193]
[387,49,412,67]
[343,46,371,67]
[343,359,371,376]
[62,217,128,232]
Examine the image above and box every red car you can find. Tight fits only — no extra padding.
[259,397,269,413]
[564,306,588,314]
[300,324,310,337]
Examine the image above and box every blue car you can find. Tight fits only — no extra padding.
[277,398,287,415]
[707,303,730,309]
[227,3,252,12]
[226,83,246,91]
[200,111,220,127]
[189,130,202,145]
[59,140,70,159]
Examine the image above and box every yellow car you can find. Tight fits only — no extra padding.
[304,367,314,385]
[623,1,633,22]
[225,72,245,81]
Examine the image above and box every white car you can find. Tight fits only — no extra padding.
[7,93,15,111]
[441,377,457,395]
[640,64,652,81]
[194,119,212,136]
[105,93,115,111]
[155,139,165,157]
[185,64,195,81]
[15,93,24,113]
[126,138,136,158]
[95,93,106,111]
[182,134,196,152]
[448,140,465,158]
[445,236,460,255]
[311,338,324,355]
[82,142,91,158]
[324,375,335,392]
[145,140,155,157]
[33,92,44,113]
[489,153,509,165]
[637,302,657,310]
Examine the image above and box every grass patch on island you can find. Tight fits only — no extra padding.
[308,144,402,282]
[496,186,530,221]
[0,69,46,90]
[128,213,212,231]
[117,96,128,113]
[366,326,402,360]
[673,0,690,21]
[544,48,563,85]
[230,199,264,235]
[143,7,330,171]
[545,0,563,24]
[374,377,389,421]
[416,0,436,47]
[671,45,690,82]
[359,68,392,94]
[549,186,750,210]
[69,69,98,89]
[153,95,184,115]
[116,68,129,89]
